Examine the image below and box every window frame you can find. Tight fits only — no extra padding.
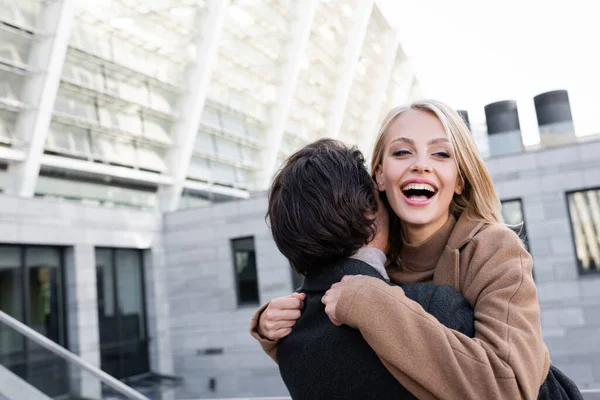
[565,187,600,275]
[95,247,150,379]
[500,197,529,252]
[231,236,260,307]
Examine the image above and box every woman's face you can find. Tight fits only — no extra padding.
[376,109,462,243]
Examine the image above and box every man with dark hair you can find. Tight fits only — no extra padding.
[267,138,380,276]
[263,139,475,400]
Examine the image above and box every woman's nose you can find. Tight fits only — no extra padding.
[410,157,432,173]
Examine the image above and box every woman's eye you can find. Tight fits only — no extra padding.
[433,151,451,158]
[392,150,411,157]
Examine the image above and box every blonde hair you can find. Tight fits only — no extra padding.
[371,99,502,226]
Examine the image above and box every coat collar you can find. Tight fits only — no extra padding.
[445,212,486,251]
[433,212,487,290]
[300,258,386,293]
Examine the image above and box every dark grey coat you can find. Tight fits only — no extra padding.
[277,258,475,400]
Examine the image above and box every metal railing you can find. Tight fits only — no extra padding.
[186,398,291,400]
[0,309,149,400]
[194,393,600,400]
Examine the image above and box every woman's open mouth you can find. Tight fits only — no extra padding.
[401,182,437,206]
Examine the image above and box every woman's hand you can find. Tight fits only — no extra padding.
[322,275,363,326]
[258,292,305,341]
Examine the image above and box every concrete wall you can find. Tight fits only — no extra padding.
[163,137,600,397]
[0,195,172,379]
[164,197,292,398]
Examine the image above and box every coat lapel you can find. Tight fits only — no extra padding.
[433,246,460,290]
[432,213,486,291]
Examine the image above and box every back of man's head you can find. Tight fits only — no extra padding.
[267,139,378,275]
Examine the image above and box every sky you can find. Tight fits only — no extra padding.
[377,0,600,145]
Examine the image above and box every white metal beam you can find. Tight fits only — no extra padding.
[184,180,249,199]
[328,0,374,139]
[41,154,174,185]
[157,0,230,212]
[257,0,319,190]
[359,32,400,156]
[6,0,75,197]
[0,146,26,162]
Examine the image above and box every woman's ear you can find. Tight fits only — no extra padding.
[375,167,386,191]
[455,177,465,195]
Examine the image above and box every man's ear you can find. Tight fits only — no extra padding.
[375,167,386,191]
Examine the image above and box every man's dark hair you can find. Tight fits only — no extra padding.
[267,138,378,275]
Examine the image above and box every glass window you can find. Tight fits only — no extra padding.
[119,78,149,107]
[96,248,149,379]
[46,128,72,153]
[0,30,32,66]
[24,247,64,344]
[0,109,17,143]
[202,107,221,129]
[188,156,211,181]
[179,190,211,210]
[116,111,143,135]
[195,132,216,154]
[567,189,600,274]
[54,91,97,121]
[220,112,245,136]
[236,168,252,188]
[91,134,115,163]
[98,107,119,129]
[112,138,137,167]
[62,60,103,90]
[0,246,23,320]
[47,122,91,157]
[231,237,259,306]
[0,0,41,28]
[214,137,240,160]
[212,161,236,185]
[143,115,172,144]
[245,122,263,140]
[0,70,26,104]
[501,199,529,251]
[137,144,166,172]
[99,107,143,135]
[240,146,258,163]
[68,126,92,156]
[0,245,68,397]
[148,86,177,114]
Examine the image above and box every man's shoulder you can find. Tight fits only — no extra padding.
[339,257,386,280]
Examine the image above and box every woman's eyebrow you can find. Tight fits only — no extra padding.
[389,137,450,145]
[428,138,450,145]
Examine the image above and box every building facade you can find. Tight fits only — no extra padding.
[0,0,418,211]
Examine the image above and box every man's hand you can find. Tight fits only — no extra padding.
[322,275,362,326]
[258,292,305,341]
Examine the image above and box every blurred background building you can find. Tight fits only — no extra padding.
[0,0,598,399]
[0,0,422,211]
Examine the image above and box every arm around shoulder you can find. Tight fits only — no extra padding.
[249,302,279,362]
[334,224,550,400]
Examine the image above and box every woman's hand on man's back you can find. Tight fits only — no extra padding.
[258,292,305,341]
